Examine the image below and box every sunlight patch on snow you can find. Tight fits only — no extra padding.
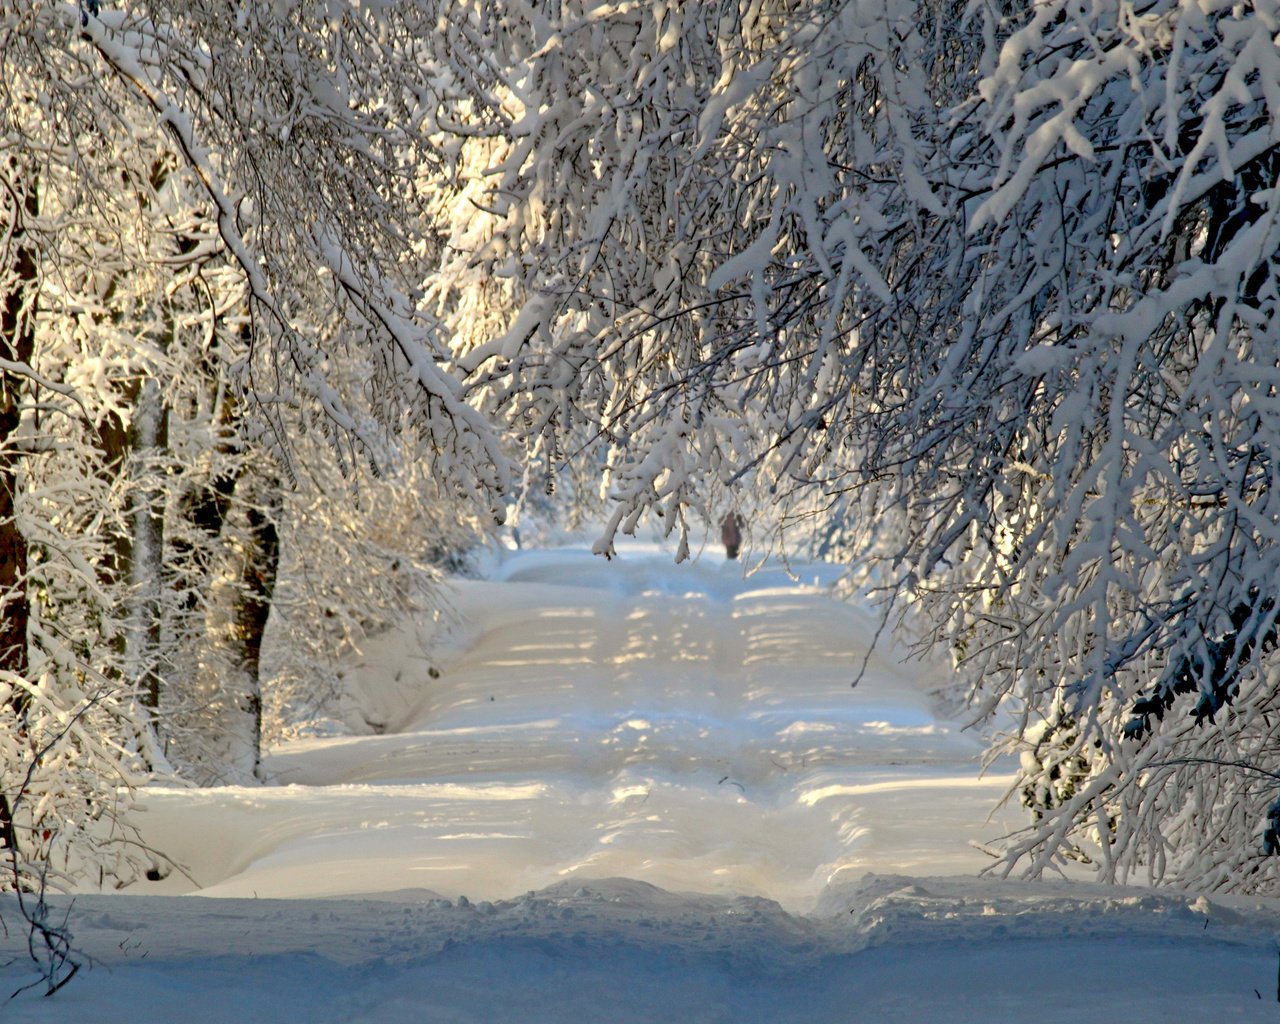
[610,784,652,803]
[861,720,944,735]
[436,832,527,840]
[799,775,1017,806]
[778,721,840,736]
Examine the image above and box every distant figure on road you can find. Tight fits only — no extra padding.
[720,512,742,560]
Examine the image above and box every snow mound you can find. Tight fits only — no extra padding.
[6,875,1280,1022]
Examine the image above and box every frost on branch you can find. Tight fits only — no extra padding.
[434,0,939,551]
[903,0,1280,889]
[23,0,512,512]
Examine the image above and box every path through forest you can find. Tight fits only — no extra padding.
[8,546,1280,1022]
[136,545,1012,910]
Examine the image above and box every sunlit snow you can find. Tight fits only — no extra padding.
[133,544,1012,909]
[3,542,1278,1021]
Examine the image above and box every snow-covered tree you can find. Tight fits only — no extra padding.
[9,0,511,509]
[261,428,488,746]
[925,0,1280,890]
[0,0,510,890]
[437,0,1280,891]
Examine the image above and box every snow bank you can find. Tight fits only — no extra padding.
[5,875,1279,1022]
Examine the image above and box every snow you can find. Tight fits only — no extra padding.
[4,541,1280,1019]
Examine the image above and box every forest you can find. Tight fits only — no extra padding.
[3,0,1280,939]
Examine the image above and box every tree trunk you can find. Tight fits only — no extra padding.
[127,378,169,711]
[222,472,279,780]
[98,379,171,716]
[93,159,197,752]
[0,165,38,854]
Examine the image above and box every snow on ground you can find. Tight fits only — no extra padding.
[134,544,1013,909]
[3,542,1280,1020]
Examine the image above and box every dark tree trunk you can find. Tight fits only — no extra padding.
[0,166,38,853]
[224,473,279,779]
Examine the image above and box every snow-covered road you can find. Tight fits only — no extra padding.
[6,545,1280,1021]
[137,546,1012,910]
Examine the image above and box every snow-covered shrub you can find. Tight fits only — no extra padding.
[260,435,488,746]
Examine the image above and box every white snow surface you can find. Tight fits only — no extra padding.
[4,542,1280,1020]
